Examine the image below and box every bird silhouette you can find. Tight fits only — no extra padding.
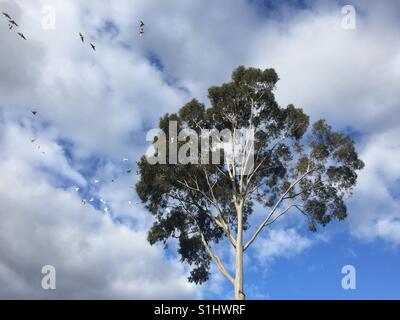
[8,20,18,26]
[8,23,13,30]
[79,33,84,42]
[139,20,145,36]
[17,32,26,40]
[90,43,96,51]
[31,111,37,115]
[2,12,12,19]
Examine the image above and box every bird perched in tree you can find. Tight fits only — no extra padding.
[90,43,96,51]
[8,23,13,30]
[2,12,12,19]
[79,32,84,42]
[31,111,37,116]
[8,20,18,27]
[17,32,26,40]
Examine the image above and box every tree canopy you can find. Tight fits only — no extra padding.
[136,66,364,294]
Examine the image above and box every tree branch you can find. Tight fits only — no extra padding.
[184,208,235,285]
[176,178,237,248]
[244,135,288,194]
[202,169,237,248]
[243,169,313,251]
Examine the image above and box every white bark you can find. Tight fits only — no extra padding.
[234,201,245,300]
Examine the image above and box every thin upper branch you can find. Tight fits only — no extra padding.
[202,168,236,246]
[243,168,313,251]
[176,177,237,248]
[184,207,235,285]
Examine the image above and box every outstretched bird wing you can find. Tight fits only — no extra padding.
[2,12,11,19]
[17,32,26,40]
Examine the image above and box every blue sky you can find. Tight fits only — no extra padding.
[207,230,400,299]
[0,0,399,299]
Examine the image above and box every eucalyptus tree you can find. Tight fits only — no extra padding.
[136,66,364,300]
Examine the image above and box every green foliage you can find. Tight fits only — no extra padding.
[136,66,364,284]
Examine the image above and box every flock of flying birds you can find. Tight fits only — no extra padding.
[77,21,145,52]
[30,111,46,154]
[2,11,27,40]
[1,9,146,213]
[2,10,146,50]
[79,32,96,51]
[29,110,141,212]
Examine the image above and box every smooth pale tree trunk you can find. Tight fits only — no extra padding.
[234,202,245,300]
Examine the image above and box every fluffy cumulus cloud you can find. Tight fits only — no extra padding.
[251,1,400,132]
[254,229,313,263]
[0,120,198,299]
[0,0,399,298]
[248,0,400,246]
[348,126,400,245]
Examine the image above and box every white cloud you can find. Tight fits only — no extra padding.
[250,1,400,134]
[348,126,400,245]
[0,121,198,299]
[254,228,313,264]
[246,1,400,247]
[376,219,400,245]
[0,0,400,298]
[1,0,187,160]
